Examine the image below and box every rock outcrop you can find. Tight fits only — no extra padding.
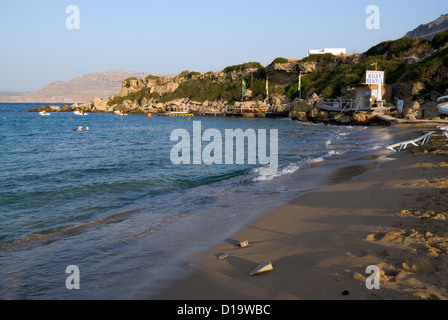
[265,61,299,86]
[404,13,448,40]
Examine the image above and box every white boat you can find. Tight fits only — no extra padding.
[39,111,50,116]
[439,104,448,118]
[73,111,88,116]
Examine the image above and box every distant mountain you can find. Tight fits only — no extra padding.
[404,13,448,40]
[0,90,25,96]
[0,71,150,103]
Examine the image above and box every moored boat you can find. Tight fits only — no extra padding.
[439,104,448,118]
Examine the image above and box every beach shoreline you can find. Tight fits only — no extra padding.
[153,123,448,300]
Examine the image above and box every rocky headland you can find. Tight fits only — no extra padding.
[29,18,448,126]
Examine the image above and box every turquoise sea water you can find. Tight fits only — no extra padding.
[0,103,392,299]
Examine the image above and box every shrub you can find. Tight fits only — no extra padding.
[431,31,448,49]
[301,53,336,63]
[158,77,241,103]
[272,57,289,64]
[145,74,160,80]
[179,71,201,78]
[178,70,190,77]
[285,58,365,99]
[403,46,448,96]
[365,38,430,59]
[148,92,158,99]
[223,62,263,73]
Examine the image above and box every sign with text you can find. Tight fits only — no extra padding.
[366,70,384,85]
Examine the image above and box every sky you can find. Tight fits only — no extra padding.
[0,0,447,92]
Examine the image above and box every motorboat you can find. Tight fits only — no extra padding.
[39,111,50,116]
[74,111,88,116]
[439,104,448,118]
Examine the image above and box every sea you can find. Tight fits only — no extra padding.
[0,103,398,299]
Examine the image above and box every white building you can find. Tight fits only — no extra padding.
[307,48,346,57]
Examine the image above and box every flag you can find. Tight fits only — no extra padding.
[242,80,246,97]
[266,77,269,96]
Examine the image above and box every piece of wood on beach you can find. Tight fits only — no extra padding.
[248,261,274,276]
[234,240,249,248]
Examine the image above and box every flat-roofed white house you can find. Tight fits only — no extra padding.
[307,48,346,57]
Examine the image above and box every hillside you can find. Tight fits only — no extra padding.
[29,13,448,122]
[0,70,150,103]
[405,13,448,40]
[76,31,447,121]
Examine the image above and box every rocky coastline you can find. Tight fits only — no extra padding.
[27,32,448,127]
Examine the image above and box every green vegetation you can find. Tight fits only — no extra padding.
[247,77,284,100]
[155,68,285,103]
[284,57,362,99]
[110,33,448,105]
[178,70,201,78]
[431,31,448,49]
[283,54,406,99]
[403,46,448,96]
[223,62,263,73]
[365,38,430,60]
[158,77,241,103]
[301,53,336,63]
[145,74,160,80]
[178,70,190,77]
[108,87,152,105]
[272,57,289,64]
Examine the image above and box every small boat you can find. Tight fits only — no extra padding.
[39,111,50,116]
[438,104,448,118]
[437,96,448,103]
[114,111,124,115]
[73,111,87,116]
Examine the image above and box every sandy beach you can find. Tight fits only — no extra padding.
[155,122,448,300]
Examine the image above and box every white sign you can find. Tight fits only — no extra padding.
[366,71,384,85]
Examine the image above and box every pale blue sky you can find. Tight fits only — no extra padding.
[0,0,447,92]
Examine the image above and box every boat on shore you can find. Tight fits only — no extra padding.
[437,96,448,103]
[439,104,448,119]
[438,96,448,119]
[159,111,193,117]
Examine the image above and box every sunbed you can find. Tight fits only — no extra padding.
[386,131,435,152]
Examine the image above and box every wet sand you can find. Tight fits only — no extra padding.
[155,123,448,300]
